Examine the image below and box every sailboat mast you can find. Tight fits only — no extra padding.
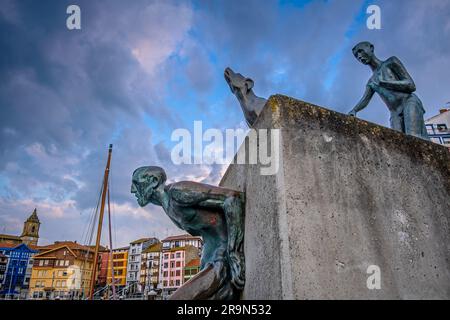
[88,144,113,300]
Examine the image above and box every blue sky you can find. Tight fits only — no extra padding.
[1,0,450,247]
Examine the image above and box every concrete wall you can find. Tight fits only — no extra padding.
[220,95,450,299]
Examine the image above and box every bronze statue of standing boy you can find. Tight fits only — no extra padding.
[349,41,429,141]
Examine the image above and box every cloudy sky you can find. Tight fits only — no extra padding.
[1,0,449,247]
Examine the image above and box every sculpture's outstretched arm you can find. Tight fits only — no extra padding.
[379,57,416,93]
[349,85,374,115]
[168,182,236,208]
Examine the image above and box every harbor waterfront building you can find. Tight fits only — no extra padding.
[425,108,450,149]
[126,237,159,294]
[0,242,38,299]
[107,246,129,291]
[28,241,95,300]
[158,234,203,299]
[184,258,201,283]
[140,242,162,296]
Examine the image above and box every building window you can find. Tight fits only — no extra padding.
[176,261,181,268]
[175,280,180,286]
[430,137,441,144]
[175,270,180,276]
[65,260,69,266]
[39,260,44,266]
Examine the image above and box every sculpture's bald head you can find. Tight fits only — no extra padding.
[352,41,375,65]
[131,166,167,207]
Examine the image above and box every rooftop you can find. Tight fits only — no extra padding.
[130,237,158,245]
[113,246,129,251]
[0,242,38,252]
[162,234,202,242]
[0,234,21,240]
[37,241,94,252]
[167,245,198,253]
[142,242,162,253]
[0,242,18,248]
[185,258,201,268]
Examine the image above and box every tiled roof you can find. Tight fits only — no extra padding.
[142,243,162,253]
[185,258,201,268]
[0,234,21,240]
[37,241,93,252]
[167,245,198,253]
[162,234,202,242]
[0,242,38,252]
[113,246,129,251]
[130,237,158,244]
[0,242,18,248]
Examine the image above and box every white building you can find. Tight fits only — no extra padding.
[126,237,158,294]
[425,107,450,148]
[160,234,203,251]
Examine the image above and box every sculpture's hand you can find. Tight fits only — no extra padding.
[348,109,358,117]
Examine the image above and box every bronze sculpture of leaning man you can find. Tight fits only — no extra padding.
[349,41,429,141]
[131,166,245,300]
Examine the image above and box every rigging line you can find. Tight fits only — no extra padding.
[107,180,116,300]
[80,178,103,299]
[80,177,103,246]
[109,162,118,248]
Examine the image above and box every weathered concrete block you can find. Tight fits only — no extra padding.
[220,95,450,299]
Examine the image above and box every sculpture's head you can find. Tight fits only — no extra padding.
[131,166,167,207]
[352,41,375,65]
[224,67,254,101]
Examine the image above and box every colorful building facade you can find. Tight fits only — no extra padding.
[126,237,159,294]
[159,245,200,298]
[0,242,38,299]
[107,246,129,289]
[28,241,95,300]
[184,258,201,283]
[140,242,162,294]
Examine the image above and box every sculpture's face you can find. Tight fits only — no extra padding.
[353,43,374,65]
[131,170,157,207]
[224,67,254,100]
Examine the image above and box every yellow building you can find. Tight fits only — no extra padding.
[106,246,129,288]
[29,241,95,299]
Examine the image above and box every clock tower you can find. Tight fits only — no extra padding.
[20,208,40,246]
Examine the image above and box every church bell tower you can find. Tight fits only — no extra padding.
[20,208,40,246]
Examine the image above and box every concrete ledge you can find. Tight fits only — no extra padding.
[220,95,450,299]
